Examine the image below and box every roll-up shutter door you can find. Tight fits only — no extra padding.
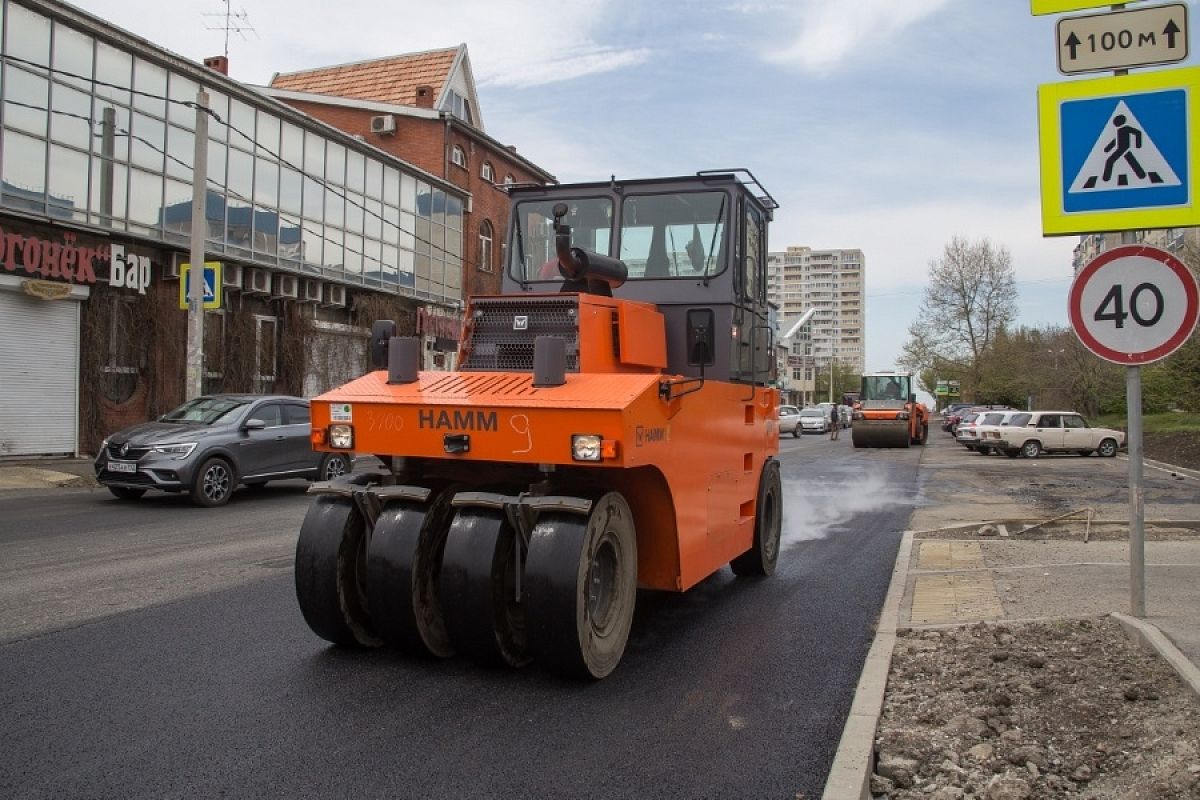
[0,291,80,456]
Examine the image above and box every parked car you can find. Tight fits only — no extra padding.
[974,410,1031,455]
[94,394,352,507]
[798,407,831,434]
[954,411,987,450]
[940,403,974,432]
[993,411,1125,458]
[778,404,802,437]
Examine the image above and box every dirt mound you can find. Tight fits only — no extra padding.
[874,617,1200,798]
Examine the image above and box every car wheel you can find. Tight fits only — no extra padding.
[190,457,235,507]
[1020,440,1041,459]
[977,446,990,455]
[1097,438,1118,458]
[792,429,800,439]
[319,453,351,480]
[108,486,146,500]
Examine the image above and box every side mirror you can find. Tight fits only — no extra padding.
[686,308,715,367]
[243,418,266,431]
[909,393,917,404]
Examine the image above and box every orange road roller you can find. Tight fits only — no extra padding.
[295,171,784,679]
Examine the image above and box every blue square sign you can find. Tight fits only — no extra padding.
[1060,88,1189,214]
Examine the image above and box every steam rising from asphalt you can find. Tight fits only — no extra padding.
[780,468,913,545]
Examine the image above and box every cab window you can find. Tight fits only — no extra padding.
[510,197,613,282]
[619,191,726,279]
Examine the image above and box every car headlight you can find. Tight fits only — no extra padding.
[152,442,197,458]
[329,424,354,449]
[572,434,602,462]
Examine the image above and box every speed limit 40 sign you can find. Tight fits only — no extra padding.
[1069,245,1199,364]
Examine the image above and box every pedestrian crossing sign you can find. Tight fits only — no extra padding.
[1038,67,1200,235]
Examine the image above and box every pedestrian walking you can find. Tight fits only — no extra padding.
[829,405,840,441]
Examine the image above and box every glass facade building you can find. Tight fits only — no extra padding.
[0,0,466,305]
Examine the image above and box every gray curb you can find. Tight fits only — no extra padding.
[1111,612,1200,702]
[821,530,912,800]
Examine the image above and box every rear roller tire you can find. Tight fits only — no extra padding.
[439,509,529,668]
[294,489,381,648]
[912,423,928,446]
[366,487,457,658]
[731,459,782,577]
[525,492,638,680]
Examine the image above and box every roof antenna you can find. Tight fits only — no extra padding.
[203,0,258,59]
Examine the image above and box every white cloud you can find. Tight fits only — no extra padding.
[765,0,954,74]
[70,0,649,89]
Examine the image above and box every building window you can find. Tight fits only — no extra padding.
[478,219,494,272]
[100,295,143,403]
[451,145,467,168]
[201,311,225,395]
[481,161,494,182]
[255,315,278,393]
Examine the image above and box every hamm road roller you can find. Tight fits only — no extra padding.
[850,371,929,448]
[295,171,784,679]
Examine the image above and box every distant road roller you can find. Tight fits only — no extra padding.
[295,171,784,679]
[850,371,929,448]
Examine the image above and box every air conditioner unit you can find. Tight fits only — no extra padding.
[244,267,270,295]
[163,259,181,280]
[370,114,396,135]
[321,283,346,308]
[271,273,298,300]
[301,279,322,303]
[222,263,243,290]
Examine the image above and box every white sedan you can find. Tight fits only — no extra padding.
[993,411,1126,458]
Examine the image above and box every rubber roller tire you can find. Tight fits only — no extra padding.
[366,486,457,658]
[294,477,384,648]
[439,508,529,668]
[525,492,638,680]
[731,459,782,578]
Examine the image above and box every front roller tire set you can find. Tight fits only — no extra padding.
[294,462,781,680]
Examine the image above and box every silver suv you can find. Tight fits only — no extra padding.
[94,394,351,506]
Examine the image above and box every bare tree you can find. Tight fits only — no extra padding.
[900,236,1018,399]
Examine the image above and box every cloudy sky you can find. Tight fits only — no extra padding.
[65,0,1200,370]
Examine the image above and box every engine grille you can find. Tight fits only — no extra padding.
[462,296,580,372]
[105,443,151,460]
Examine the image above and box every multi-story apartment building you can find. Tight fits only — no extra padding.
[768,245,866,404]
[1072,228,1198,273]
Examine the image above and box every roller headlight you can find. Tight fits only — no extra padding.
[329,424,354,449]
[852,411,864,421]
[152,442,197,459]
[896,411,910,420]
[572,434,602,462]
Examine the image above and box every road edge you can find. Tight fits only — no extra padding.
[821,529,913,800]
[1111,612,1200,702]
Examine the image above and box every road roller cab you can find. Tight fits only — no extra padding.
[850,371,930,449]
[295,170,784,679]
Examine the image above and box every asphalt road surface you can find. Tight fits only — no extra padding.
[0,434,918,799]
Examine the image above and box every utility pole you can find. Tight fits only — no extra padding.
[186,89,209,400]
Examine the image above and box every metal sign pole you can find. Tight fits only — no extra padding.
[1126,364,1145,617]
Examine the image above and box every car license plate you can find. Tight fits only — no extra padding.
[108,460,137,473]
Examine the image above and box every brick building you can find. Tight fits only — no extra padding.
[260,45,556,300]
